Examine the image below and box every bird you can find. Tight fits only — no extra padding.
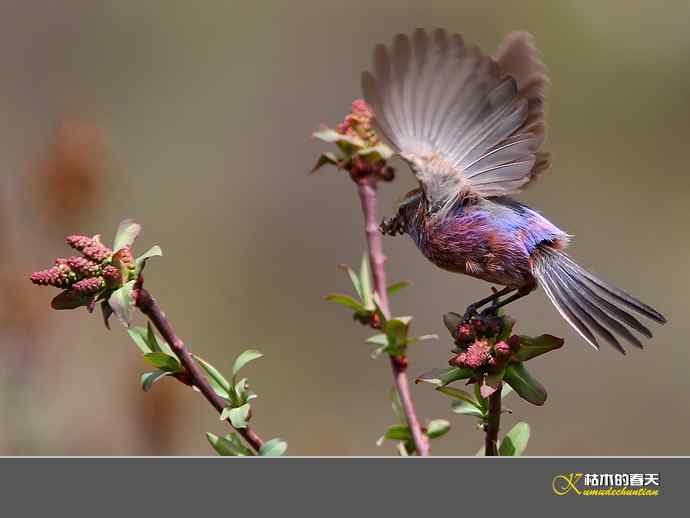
[361,28,666,353]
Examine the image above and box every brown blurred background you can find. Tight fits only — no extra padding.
[1,0,689,455]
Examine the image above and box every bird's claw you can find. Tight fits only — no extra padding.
[379,215,404,236]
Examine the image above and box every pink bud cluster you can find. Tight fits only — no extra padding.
[337,100,378,146]
[449,317,521,371]
[66,234,112,262]
[30,232,124,307]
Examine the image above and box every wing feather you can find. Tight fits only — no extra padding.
[361,28,551,208]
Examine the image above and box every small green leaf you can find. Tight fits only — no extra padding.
[234,377,252,404]
[380,424,411,442]
[128,327,152,354]
[504,362,547,406]
[426,419,450,439]
[387,281,411,295]
[324,294,366,313]
[443,312,463,335]
[390,388,405,424]
[501,383,514,399]
[359,254,373,310]
[514,334,565,362]
[259,438,288,457]
[112,219,141,252]
[141,370,173,392]
[143,352,181,372]
[101,300,113,329]
[194,355,231,399]
[357,144,394,161]
[435,386,480,406]
[338,263,362,299]
[134,245,163,277]
[499,422,530,456]
[221,403,251,428]
[451,400,485,418]
[312,128,362,148]
[108,280,136,328]
[365,334,389,346]
[232,349,263,378]
[51,289,93,310]
[310,152,339,173]
[415,366,473,387]
[497,315,516,341]
[206,432,253,456]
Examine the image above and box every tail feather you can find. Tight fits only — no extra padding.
[533,250,665,353]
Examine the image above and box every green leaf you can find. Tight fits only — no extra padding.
[514,334,565,362]
[221,403,251,428]
[259,438,288,457]
[365,334,389,346]
[359,254,374,310]
[108,280,136,328]
[415,367,473,387]
[128,326,153,354]
[337,263,362,299]
[310,152,339,173]
[379,424,411,442]
[390,388,406,424]
[206,432,253,456]
[357,144,394,161]
[497,315,516,341]
[451,400,485,418]
[143,352,181,372]
[501,383,514,399]
[141,370,173,392]
[435,386,480,406]
[426,419,450,439]
[442,312,463,335]
[194,354,231,399]
[312,128,363,148]
[134,245,163,277]
[387,281,411,295]
[101,300,113,329]
[324,294,366,313]
[112,219,141,252]
[232,349,263,378]
[499,422,530,456]
[504,362,547,406]
[51,289,93,310]
[234,377,252,404]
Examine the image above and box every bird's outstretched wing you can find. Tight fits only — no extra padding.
[361,29,550,211]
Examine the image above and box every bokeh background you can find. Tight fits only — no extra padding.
[1,0,689,455]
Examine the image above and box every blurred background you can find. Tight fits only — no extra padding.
[1,0,689,455]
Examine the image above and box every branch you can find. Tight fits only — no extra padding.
[356,176,429,456]
[135,286,265,453]
[484,387,502,456]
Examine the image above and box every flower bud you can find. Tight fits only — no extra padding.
[67,256,101,277]
[102,265,123,288]
[71,276,105,295]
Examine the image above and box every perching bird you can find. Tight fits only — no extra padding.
[362,28,666,353]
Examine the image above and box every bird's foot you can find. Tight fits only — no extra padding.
[462,304,479,323]
[379,215,404,236]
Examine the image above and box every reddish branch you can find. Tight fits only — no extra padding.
[356,176,429,456]
[135,286,265,453]
[484,388,502,456]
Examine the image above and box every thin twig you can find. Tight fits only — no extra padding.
[356,176,429,456]
[484,387,502,456]
[135,286,265,453]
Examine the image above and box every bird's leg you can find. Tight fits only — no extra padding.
[479,283,537,318]
[463,286,516,322]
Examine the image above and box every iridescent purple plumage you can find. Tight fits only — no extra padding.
[365,29,665,353]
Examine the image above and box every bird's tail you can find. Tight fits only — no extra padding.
[532,248,666,353]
